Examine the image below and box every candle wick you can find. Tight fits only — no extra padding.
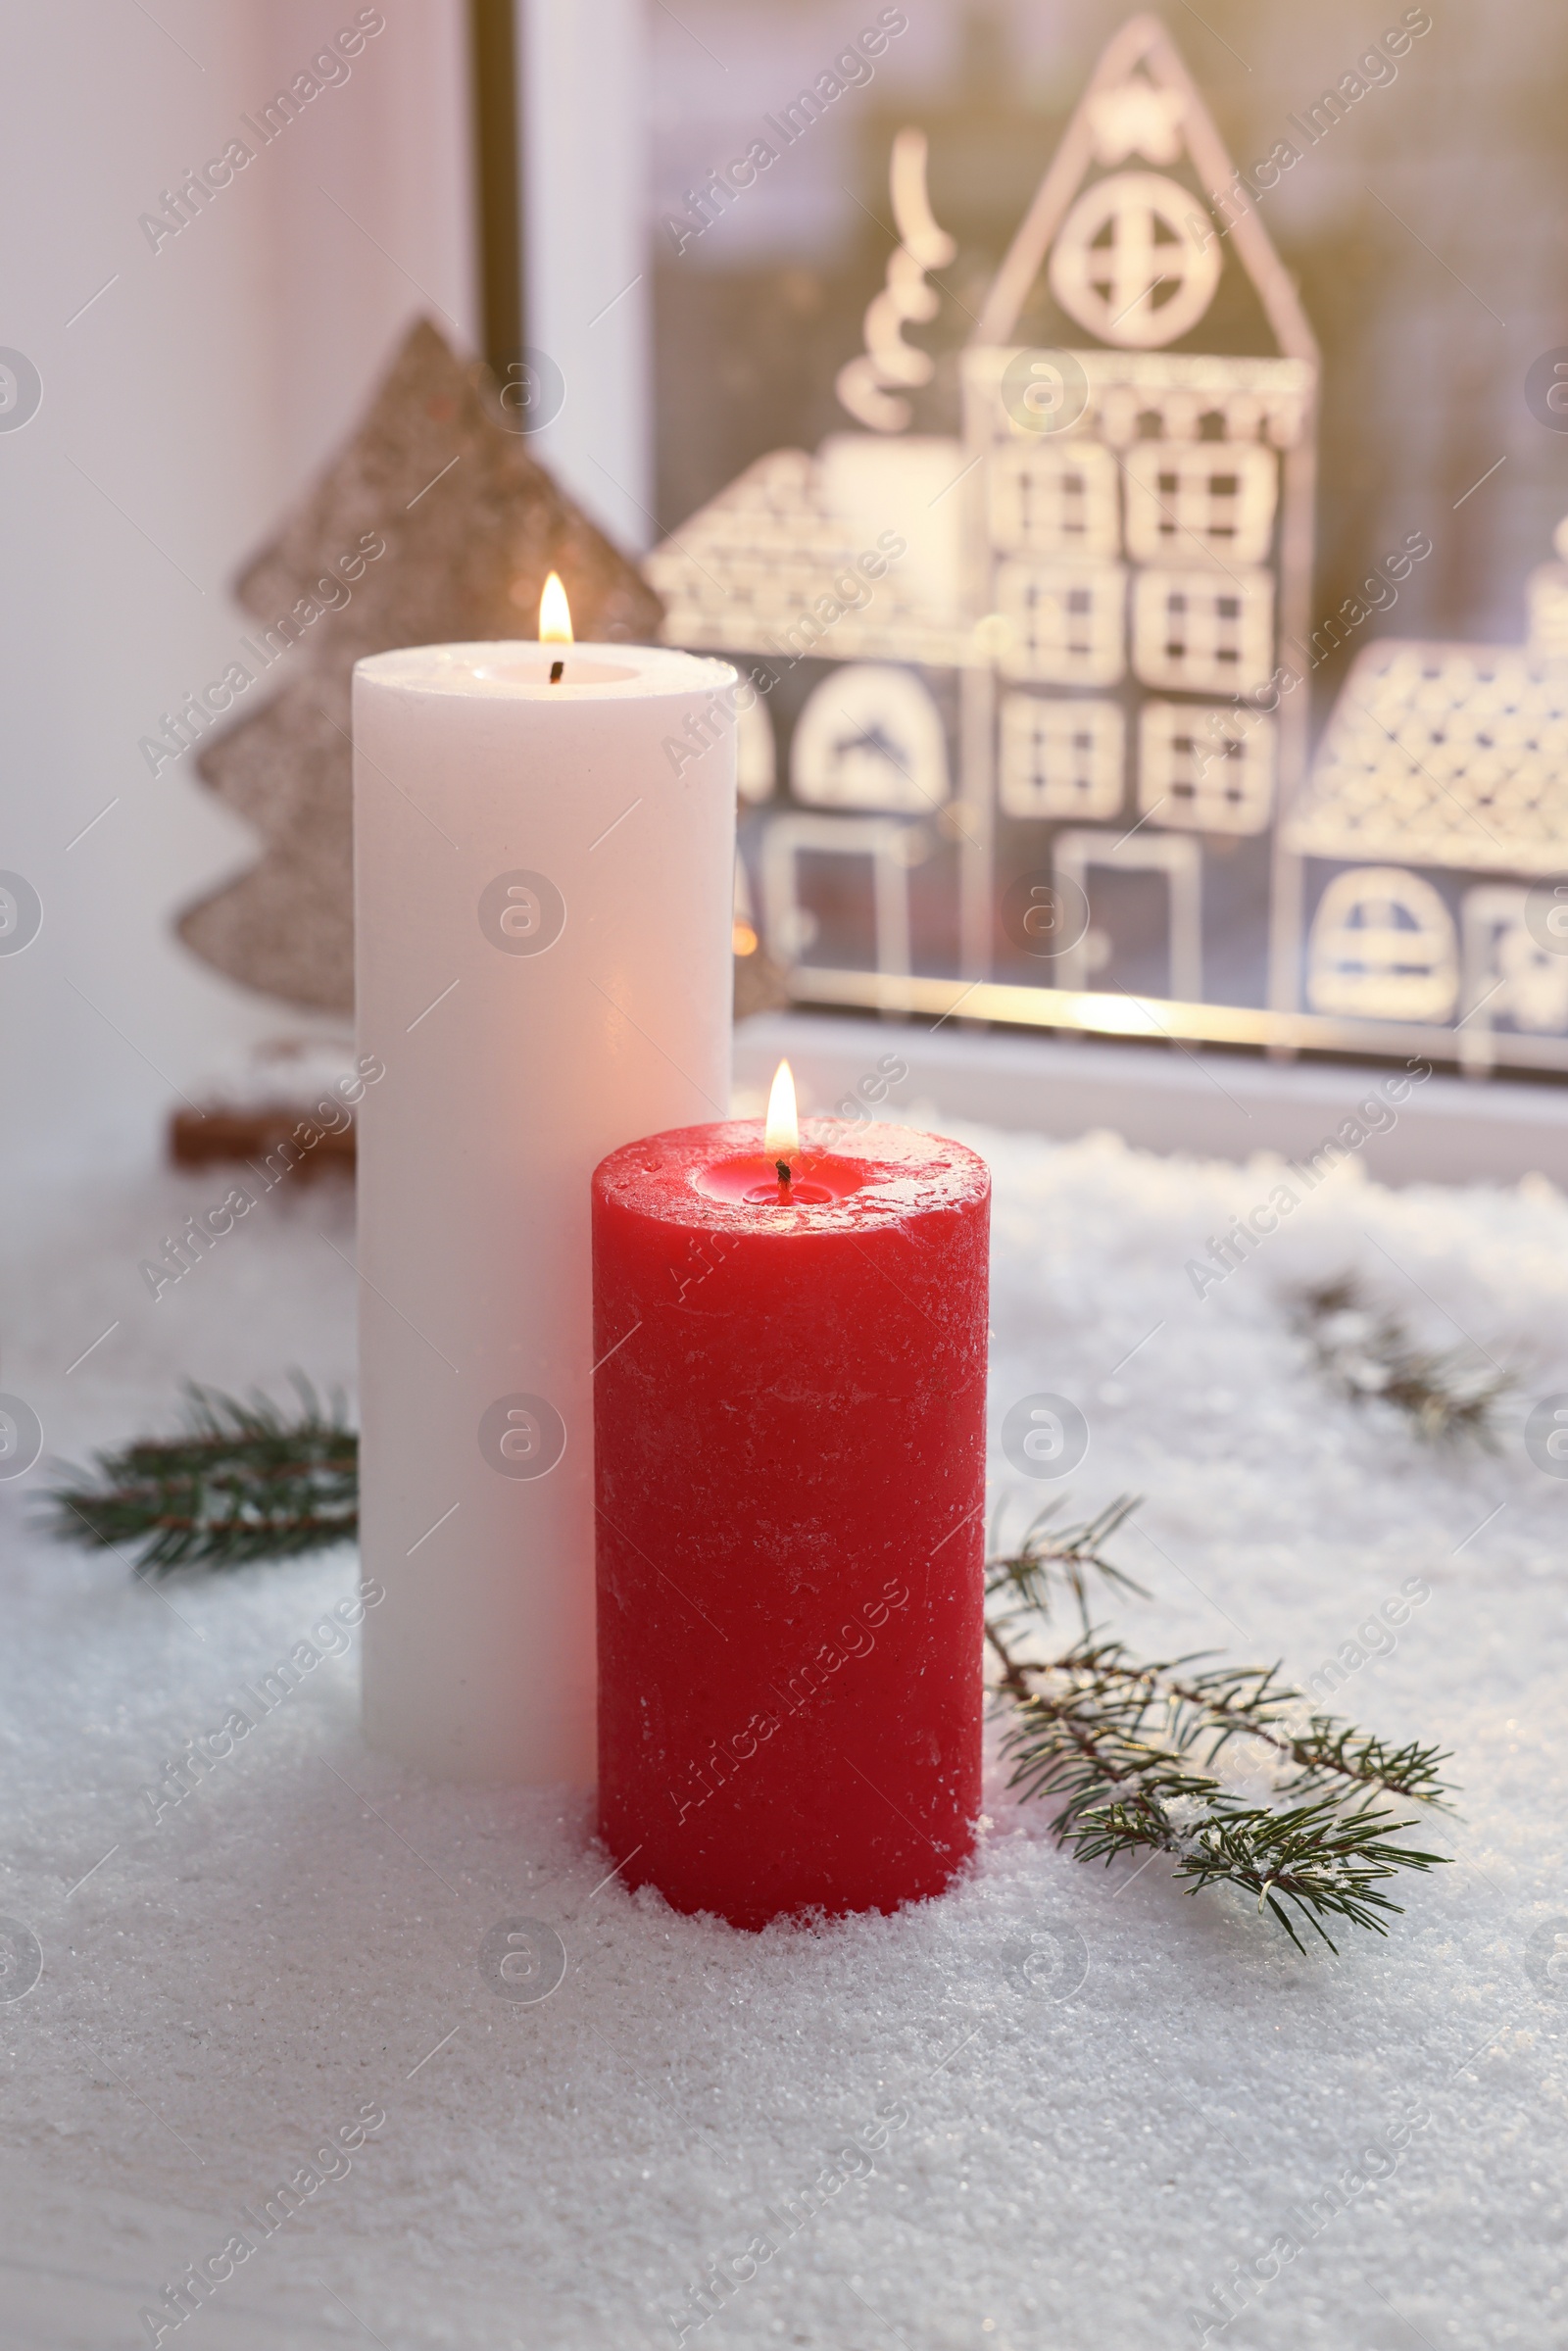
[775,1160,792,1186]
[549,659,564,684]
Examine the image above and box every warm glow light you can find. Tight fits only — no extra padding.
[732,920,758,956]
[539,571,573,645]
[763,1059,799,1161]
[1079,993,1160,1037]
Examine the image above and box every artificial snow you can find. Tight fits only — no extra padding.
[2,1119,1565,2349]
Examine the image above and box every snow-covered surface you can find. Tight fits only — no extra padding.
[3,1126,1566,2350]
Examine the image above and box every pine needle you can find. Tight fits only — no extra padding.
[986,1498,1454,1951]
[985,1494,1148,1638]
[1292,1274,1512,1445]
[44,1378,357,1574]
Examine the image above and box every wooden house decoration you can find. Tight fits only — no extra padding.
[648,15,1326,1035]
[1287,513,1568,1074]
[957,13,1318,1010]
[651,18,1564,1077]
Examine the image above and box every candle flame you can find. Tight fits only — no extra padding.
[763,1059,799,1161]
[539,571,573,645]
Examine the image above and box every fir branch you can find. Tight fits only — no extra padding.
[1292,1274,1512,1445]
[1109,1793,1448,1951]
[1160,1659,1451,1807]
[984,1494,1147,1640]
[985,1501,1454,1951]
[44,1378,357,1574]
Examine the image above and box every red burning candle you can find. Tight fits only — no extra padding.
[592,1063,990,1930]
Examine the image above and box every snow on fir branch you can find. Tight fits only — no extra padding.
[1292,1273,1514,1445]
[985,1499,1454,1952]
[45,1379,356,1574]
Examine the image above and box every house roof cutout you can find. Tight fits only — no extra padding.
[973,14,1318,365]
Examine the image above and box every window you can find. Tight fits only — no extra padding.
[1138,702,1275,833]
[1131,566,1274,694]
[988,442,1120,559]
[1306,867,1458,1022]
[790,664,949,811]
[1122,440,1278,565]
[1000,695,1125,819]
[997,562,1127,686]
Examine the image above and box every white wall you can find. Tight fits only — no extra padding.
[0,0,477,1180]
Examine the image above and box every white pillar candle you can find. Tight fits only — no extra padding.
[353,635,737,1782]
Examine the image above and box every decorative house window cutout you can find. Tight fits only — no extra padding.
[1305,868,1458,1024]
[1121,440,1279,566]
[790,664,950,812]
[1001,695,1125,820]
[1054,827,1203,1001]
[1048,171,1223,348]
[1130,567,1275,695]
[996,561,1127,687]
[989,442,1121,560]
[1139,702,1274,834]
